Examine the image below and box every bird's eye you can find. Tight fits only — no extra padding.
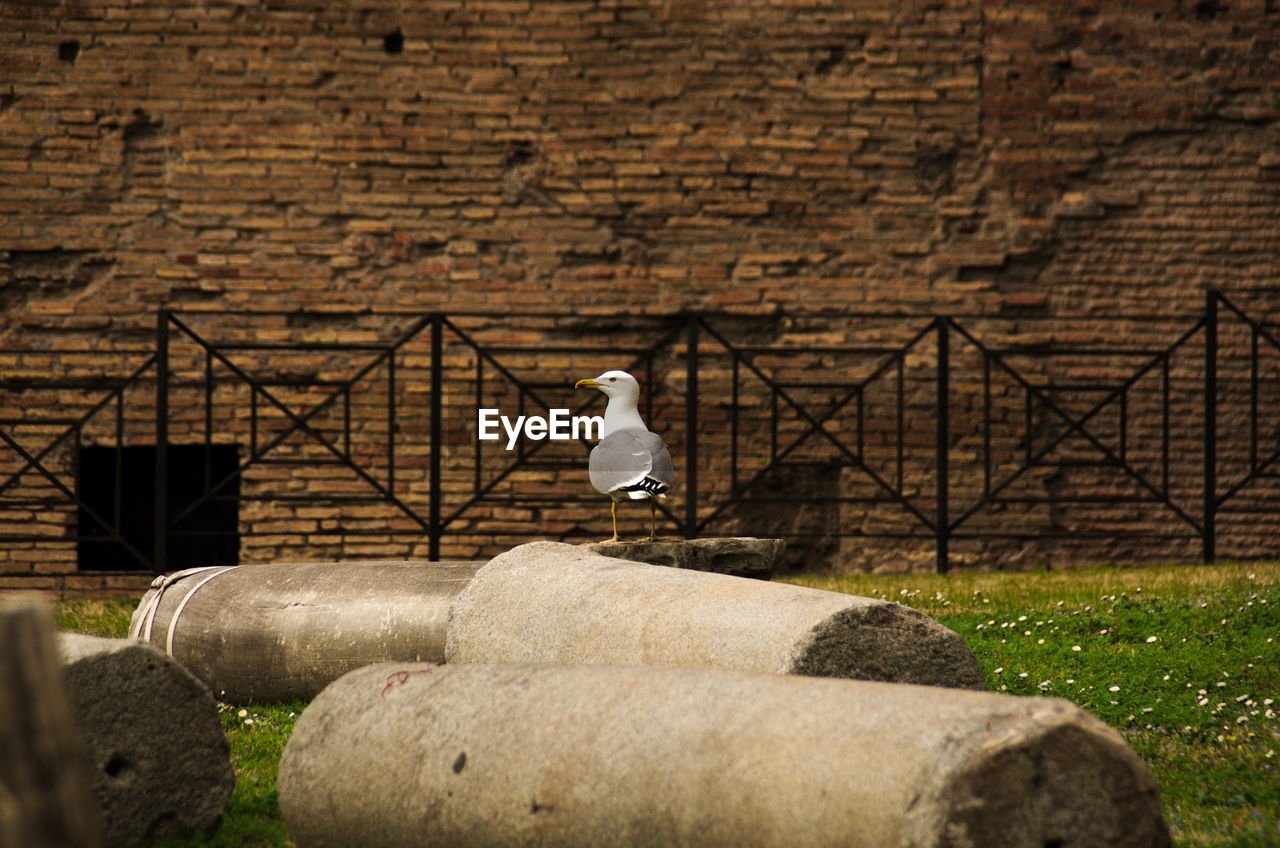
[608,377,616,382]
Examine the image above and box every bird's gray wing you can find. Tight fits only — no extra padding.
[588,428,673,497]
[648,438,674,490]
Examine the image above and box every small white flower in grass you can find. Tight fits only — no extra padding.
[1072,645,1081,652]
[993,667,1004,674]
[1109,685,1121,692]
[1037,639,1045,645]
[1066,678,1075,684]
[1038,680,1051,690]
[1018,615,1027,622]
[1142,707,1153,713]
[237,708,248,718]
[244,717,254,726]
[1145,635,1158,643]
[1018,672,1029,678]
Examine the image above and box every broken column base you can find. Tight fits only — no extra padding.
[585,537,784,579]
[58,634,234,847]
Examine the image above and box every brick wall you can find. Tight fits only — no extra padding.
[1,0,1278,579]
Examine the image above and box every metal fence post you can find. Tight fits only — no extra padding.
[429,313,443,561]
[154,309,169,575]
[685,316,699,539]
[1203,290,1217,564]
[936,316,950,575]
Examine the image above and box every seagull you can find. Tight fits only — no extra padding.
[574,370,675,542]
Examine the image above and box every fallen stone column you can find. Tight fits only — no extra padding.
[128,560,482,703]
[447,541,984,689]
[58,634,234,847]
[279,662,1170,848]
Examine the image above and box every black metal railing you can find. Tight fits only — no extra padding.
[0,289,1276,574]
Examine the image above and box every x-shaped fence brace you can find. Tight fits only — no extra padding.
[437,315,689,540]
[689,316,941,537]
[1210,294,1280,511]
[946,318,1206,539]
[0,355,157,567]
[161,313,434,547]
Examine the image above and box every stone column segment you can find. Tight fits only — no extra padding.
[128,560,483,703]
[447,541,984,689]
[278,662,1169,848]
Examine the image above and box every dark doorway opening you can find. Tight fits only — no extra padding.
[76,445,241,572]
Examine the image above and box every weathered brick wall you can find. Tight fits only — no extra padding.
[1,0,1278,578]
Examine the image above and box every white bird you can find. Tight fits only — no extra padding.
[573,370,674,542]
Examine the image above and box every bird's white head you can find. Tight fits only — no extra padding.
[574,370,647,436]
[574,370,641,402]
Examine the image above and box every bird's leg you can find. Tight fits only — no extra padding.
[642,498,658,542]
[607,499,621,543]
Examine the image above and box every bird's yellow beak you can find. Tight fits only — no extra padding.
[575,378,601,390]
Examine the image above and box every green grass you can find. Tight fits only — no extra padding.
[59,562,1279,847]
[785,563,1280,847]
[55,598,140,638]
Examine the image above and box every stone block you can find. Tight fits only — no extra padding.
[585,536,783,579]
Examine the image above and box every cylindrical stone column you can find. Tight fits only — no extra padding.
[446,541,984,689]
[279,662,1170,848]
[58,634,234,847]
[129,560,482,702]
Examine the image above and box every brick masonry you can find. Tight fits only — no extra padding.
[1,0,1278,585]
